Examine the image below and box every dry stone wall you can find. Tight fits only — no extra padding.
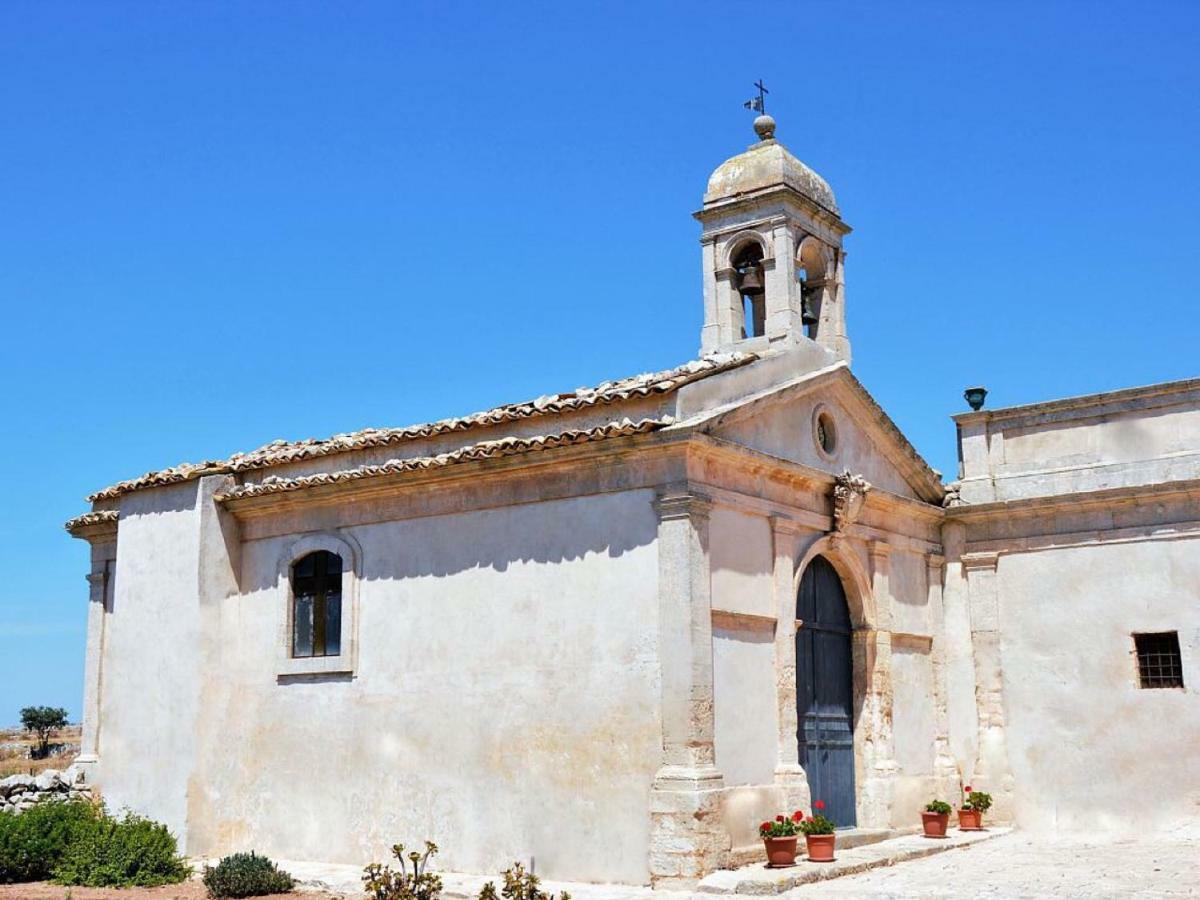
[0,766,91,813]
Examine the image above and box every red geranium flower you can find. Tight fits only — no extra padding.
[760,821,772,832]
[776,815,785,822]
[792,810,803,822]
[814,800,825,810]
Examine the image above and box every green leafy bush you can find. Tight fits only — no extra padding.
[924,799,952,815]
[0,801,99,883]
[364,841,442,900]
[478,861,569,900]
[52,810,190,887]
[203,851,295,898]
[963,789,993,813]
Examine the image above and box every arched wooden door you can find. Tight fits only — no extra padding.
[795,555,856,827]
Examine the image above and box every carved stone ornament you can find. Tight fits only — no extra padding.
[831,470,871,532]
[941,480,964,508]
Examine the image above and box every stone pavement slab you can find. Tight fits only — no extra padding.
[781,827,1200,899]
[697,827,1007,894]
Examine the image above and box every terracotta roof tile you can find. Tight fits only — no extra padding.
[64,509,119,535]
[86,352,753,503]
[214,417,673,502]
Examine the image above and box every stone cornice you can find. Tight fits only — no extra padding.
[691,434,945,526]
[952,376,1200,428]
[64,510,118,543]
[944,477,1200,522]
[694,184,852,235]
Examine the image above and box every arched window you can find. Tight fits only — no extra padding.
[291,550,343,658]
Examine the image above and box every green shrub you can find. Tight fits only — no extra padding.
[924,799,952,815]
[52,810,190,887]
[203,851,295,898]
[0,801,99,883]
[964,790,993,813]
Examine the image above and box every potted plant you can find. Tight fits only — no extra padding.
[958,786,992,830]
[758,811,803,867]
[798,800,836,862]
[921,799,952,837]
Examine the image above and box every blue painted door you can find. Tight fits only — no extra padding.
[795,555,856,827]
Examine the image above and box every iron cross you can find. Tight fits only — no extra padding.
[744,79,769,114]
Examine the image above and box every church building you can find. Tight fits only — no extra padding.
[66,112,1199,888]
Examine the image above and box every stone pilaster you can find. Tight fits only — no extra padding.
[857,541,898,827]
[824,248,850,363]
[769,518,811,811]
[961,551,1015,820]
[926,553,959,796]
[764,219,801,341]
[77,551,114,781]
[649,489,728,888]
[699,238,721,354]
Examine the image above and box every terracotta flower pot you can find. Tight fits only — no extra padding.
[958,808,983,830]
[762,834,799,867]
[921,811,950,837]
[805,833,836,862]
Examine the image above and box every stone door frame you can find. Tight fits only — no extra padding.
[771,527,895,829]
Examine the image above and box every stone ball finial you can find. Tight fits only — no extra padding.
[753,114,776,141]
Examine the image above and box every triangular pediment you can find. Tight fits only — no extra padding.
[686,363,944,505]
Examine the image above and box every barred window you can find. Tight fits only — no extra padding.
[291,551,343,658]
[1133,632,1183,689]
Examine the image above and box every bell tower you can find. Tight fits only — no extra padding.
[696,112,852,362]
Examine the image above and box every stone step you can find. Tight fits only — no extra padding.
[696,826,1010,894]
[726,826,898,869]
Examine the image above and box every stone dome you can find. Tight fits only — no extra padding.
[703,139,839,215]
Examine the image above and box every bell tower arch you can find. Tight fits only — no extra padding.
[697,114,852,362]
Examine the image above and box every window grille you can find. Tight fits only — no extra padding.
[1133,632,1184,689]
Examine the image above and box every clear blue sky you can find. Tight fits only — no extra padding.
[2,2,1198,724]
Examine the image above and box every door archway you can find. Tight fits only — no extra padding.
[795,555,856,826]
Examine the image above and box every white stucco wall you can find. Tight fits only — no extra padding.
[712,627,777,788]
[178,489,662,884]
[888,551,930,637]
[997,537,1200,832]
[708,508,777,788]
[99,481,206,846]
[709,508,773,618]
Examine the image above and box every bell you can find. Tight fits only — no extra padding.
[801,285,819,325]
[735,263,765,295]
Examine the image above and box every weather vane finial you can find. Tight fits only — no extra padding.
[743,79,775,141]
[743,79,769,114]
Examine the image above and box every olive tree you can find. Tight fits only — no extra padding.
[19,705,69,759]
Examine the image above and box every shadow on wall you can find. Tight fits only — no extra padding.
[241,490,660,592]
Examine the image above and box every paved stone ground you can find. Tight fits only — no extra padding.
[779,828,1200,899]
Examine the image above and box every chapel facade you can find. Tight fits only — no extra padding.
[66,114,1199,888]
